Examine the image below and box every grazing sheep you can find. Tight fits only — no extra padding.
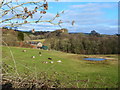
[42,61,48,64]
[22,50,26,52]
[39,52,42,54]
[39,52,42,56]
[48,57,52,60]
[32,56,35,58]
[50,61,54,63]
[57,60,61,63]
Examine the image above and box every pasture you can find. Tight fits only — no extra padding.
[2,46,118,88]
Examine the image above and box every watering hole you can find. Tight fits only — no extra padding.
[84,58,106,61]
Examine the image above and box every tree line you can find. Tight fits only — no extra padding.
[2,28,119,54]
[46,31,118,54]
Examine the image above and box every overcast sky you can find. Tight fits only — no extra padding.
[1,1,118,34]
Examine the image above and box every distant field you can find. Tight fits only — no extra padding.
[28,39,45,43]
[2,46,118,88]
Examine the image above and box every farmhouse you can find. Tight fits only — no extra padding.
[28,41,43,48]
[27,41,48,50]
[37,42,43,48]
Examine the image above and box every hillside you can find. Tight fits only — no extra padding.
[2,46,118,88]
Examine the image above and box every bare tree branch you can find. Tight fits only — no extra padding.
[0,0,71,30]
[1,1,42,18]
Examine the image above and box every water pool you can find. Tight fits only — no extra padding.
[84,58,106,61]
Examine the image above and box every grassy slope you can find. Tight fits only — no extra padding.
[28,39,45,43]
[2,46,118,88]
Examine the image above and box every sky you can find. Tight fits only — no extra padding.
[2,0,119,2]
[1,0,118,34]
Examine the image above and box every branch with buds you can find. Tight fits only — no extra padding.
[0,0,75,30]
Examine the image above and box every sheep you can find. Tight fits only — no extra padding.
[48,57,52,60]
[42,61,48,64]
[39,52,42,56]
[57,60,61,63]
[44,61,48,63]
[39,52,41,54]
[22,50,26,52]
[50,61,54,63]
[32,56,35,58]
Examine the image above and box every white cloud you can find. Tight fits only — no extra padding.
[59,2,118,34]
[71,3,114,9]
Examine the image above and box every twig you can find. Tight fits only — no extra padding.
[1,1,42,18]
[76,75,79,88]
[2,40,20,77]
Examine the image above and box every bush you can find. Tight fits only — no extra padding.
[17,32,24,41]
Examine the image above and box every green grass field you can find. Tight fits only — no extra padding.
[2,46,118,88]
[28,39,45,43]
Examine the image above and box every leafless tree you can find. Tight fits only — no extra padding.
[0,0,67,30]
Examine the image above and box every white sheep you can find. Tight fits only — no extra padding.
[57,60,62,63]
[42,61,48,64]
[45,61,48,64]
[32,56,35,58]
[50,61,54,63]
[22,50,26,52]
